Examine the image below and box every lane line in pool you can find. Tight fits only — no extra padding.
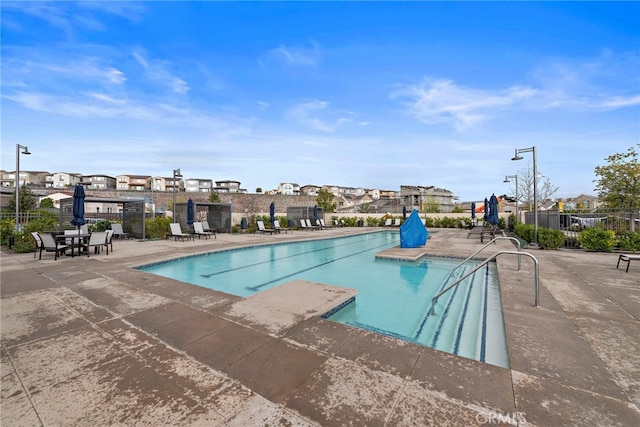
[413,265,464,341]
[245,241,395,292]
[453,269,478,355]
[430,271,465,349]
[200,233,391,278]
[480,264,490,363]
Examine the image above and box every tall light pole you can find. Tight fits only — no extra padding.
[172,169,182,221]
[503,174,519,228]
[15,144,31,231]
[512,146,537,245]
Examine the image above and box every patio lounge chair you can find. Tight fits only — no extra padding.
[168,223,193,241]
[202,220,216,235]
[110,223,131,239]
[273,220,291,234]
[319,219,334,229]
[256,220,275,234]
[394,219,401,226]
[304,219,320,231]
[38,232,69,260]
[193,222,215,239]
[617,254,640,273]
[384,218,393,227]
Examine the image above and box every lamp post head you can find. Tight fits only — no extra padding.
[503,178,510,183]
[22,147,31,155]
[511,148,523,161]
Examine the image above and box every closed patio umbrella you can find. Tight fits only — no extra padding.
[483,198,489,223]
[471,202,476,220]
[70,184,86,233]
[402,205,407,220]
[187,198,194,225]
[269,202,275,226]
[488,194,500,225]
[313,205,319,222]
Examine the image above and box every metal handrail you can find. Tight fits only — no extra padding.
[430,250,539,314]
[451,236,522,273]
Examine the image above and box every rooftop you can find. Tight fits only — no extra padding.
[1,228,639,425]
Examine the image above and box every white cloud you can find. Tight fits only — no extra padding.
[287,100,353,133]
[598,94,640,109]
[132,49,189,94]
[391,79,536,131]
[270,43,320,66]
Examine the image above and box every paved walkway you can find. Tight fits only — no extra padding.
[1,228,639,426]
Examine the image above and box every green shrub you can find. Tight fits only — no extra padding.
[514,223,535,243]
[89,220,111,232]
[615,231,640,252]
[0,219,15,247]
[579,228,616,252]
[145,216,171,239]
[366,216,382,227]
[537,228,565,250]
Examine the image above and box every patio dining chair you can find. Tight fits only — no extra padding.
[110,223,131,239]
[81,231,109,256]
[30,232,43,258]
[38,233,69,260]
[105,229,115,254]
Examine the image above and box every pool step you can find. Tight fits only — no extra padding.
[415,263,507,367]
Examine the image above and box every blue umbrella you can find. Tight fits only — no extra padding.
[70,184,86,230]
[313,205,319,222]
[269,202,275,225]
[187,198,194,225]
[483,198,489,223]
[488,194,500,225]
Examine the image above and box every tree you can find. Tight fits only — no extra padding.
[358,202,371,213]
[511,162,559,211]
[39,197,54,208]
[425,196,440,213]
[594,144,640,232]
[316,188,337,213]
[208,192,221,203]
[7,185,37,213]
[256,187,262,193]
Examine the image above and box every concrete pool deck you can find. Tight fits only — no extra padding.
[1,227,639,425]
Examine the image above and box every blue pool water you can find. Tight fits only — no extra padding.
[138,232,508,367]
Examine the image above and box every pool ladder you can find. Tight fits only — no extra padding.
[430,237,539,315]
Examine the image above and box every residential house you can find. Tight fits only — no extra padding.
[214,180,244,193]
[300,185,320,196]
[51,172,82,189]
[278,182,300,195]
[185,178,213,193]
[115,175,150,191]
[82,174,117,190]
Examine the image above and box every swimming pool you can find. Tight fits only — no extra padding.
[138,232,508,367]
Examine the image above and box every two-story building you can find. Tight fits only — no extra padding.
[400,185,456,213]
[185,178,213,193]
[50,172,83,189]
[82,174,117,190]
[278,182,300,195]
[214,180,244,193]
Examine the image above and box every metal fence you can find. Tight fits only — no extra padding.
[522,209,638,248]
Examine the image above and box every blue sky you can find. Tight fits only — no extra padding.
[2,1,639,202]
